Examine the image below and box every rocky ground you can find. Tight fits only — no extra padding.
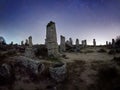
[0,46,120,90]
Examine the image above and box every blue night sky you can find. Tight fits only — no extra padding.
[0,0,120,45]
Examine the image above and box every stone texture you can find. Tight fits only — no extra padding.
[60,35,66,52]
[45,21,59,57]
[69,38,73,46]
[28,36,33,47]
[11,56,45,75]
[112,39,115,48]
[85,40,87,46]
[106,41,108,46]
[66,40,72,47]
[82,40,87,47]
[0,64,13,85]
[109,42,112,46]
[25,39,29,46]
[49,62,67,82]
[93,39,96,47]
[24,47,35,58]
[75,38,80,51]
[0,36,6,45]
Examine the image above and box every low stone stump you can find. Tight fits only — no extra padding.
[49,62,67,82]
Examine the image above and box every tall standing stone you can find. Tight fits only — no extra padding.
[25,36,34,58]
[106,41,108,46]
[45,21,59,56]
[84,40,87,47]
[76,39,80,51]
[76,39,79,46]
[81,40,84,47]
[60,35,66,52]
[93,39,96,47]
[28,36,33,47]
[109,42,112,46]
[82,40,87,47]
[69,38,73,46]
[25,39,29,46]
[112,39,115,48]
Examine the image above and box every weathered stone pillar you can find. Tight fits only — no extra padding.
[84,40,87,47]
[45,21,59,57]
[75,38,80,51]
[112,39,115,48]
[25,39,29,46]
[82,40,87,47]
[69,38,73,46]
[60,35,66,52]
[81,40,84,47]
[109,42,112,46]
[106,41,108,46]
[76,39,79,46]
[28,36,33,47]
[93,39,96,47]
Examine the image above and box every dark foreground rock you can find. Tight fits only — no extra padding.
[0,64,15,86]
[49,62,67,82]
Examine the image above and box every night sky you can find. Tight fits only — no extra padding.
[0,0,120,45]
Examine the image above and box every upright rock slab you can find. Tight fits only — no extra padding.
[25,39,29,46]
[60,35,66,52]
[69,38,73,46]
[45,21,59,57]
[106,41,108,46]
[75,38,80,51]
[93,39,96,47]
[82,40,87,47]
[112,39,115,48]
[28,36,33,47]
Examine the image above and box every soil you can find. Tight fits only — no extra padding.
[0,46,120,90]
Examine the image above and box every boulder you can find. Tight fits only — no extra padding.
[11,56,45,75]
[49,62,67,82]
[0,64,14,85]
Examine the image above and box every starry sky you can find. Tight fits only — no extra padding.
[0,0,120,45]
